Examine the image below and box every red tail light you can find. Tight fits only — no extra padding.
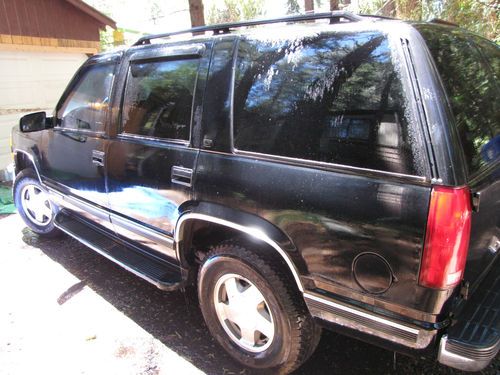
[419,186,472,289]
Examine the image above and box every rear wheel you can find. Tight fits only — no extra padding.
[13,169,60,237]
[198,241,321,374]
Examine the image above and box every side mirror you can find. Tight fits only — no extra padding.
[20,112,49,133]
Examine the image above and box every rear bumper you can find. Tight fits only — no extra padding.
[438,334,499,372]
[438,257,500,371]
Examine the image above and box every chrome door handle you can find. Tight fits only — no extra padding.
[92,150,105,167]
[171,166,192,187]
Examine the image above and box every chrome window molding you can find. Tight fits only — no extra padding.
[118,132,191,146]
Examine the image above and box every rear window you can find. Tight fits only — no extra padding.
[417,25,500,177]
[233,31,425,176]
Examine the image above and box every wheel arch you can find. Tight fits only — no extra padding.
[174,206,308,293]
[13,149,43,183]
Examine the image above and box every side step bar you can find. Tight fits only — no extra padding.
[54,210,184,291]
[438,260,499,372]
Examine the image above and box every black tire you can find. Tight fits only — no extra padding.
[13,169,60,237]
[198,241,321,374]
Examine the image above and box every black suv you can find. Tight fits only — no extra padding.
[11,12,499,374]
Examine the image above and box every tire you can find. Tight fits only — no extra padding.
[198,241,321,374]
[13,169,60,237]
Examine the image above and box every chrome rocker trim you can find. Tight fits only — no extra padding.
[304,292,435,349]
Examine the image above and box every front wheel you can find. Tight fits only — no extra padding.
[198,242,321,374]
[13,169,60,237]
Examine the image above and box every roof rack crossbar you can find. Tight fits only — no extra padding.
[133,11,363,46]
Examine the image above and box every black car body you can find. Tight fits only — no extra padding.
[11,12,499,373]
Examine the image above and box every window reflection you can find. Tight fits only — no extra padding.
[417,25,500,176]
[122,58,199,141]
[233,31,419,175]
[58,64,115,132]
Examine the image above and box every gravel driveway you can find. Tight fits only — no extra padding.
[1,213,498,375]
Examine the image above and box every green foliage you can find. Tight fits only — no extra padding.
[207,0,265,24]
[439,0,499,43]
[286,0,301,14]
[357,0,499,42]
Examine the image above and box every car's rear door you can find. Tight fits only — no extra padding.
[105,41,211,260]
[196,30,436,316]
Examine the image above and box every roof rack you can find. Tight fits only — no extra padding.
[133,11,363,46]
[430,18,459,27]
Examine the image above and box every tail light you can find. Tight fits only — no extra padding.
[419,186,472,289]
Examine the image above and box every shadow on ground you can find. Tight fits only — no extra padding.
[22,229,498,375]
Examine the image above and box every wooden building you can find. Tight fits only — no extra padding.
[0,0,116,175]
[0,0,116,54]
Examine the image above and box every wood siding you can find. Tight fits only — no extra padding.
[0,0,104,42]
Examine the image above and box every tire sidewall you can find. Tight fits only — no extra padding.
[14,170,59,236]
[198,254,293,369]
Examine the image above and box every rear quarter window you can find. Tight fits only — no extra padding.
[233,30,426,176]
[416,25,500,177]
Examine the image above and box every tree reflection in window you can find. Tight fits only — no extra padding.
[122,58,198,141]
[233,31,421,176]
[58,63,115,132]
[417,25,499,177]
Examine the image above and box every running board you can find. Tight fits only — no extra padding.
[54,210,183,291]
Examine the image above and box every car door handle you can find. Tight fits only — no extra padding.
[92,150,105,167]
[171,166,192,187]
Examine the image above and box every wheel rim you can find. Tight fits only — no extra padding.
[20,184,53,226]
[213,273,275,353]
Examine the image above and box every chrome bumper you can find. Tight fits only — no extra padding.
[438,334,499,372]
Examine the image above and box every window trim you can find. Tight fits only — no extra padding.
[118,54,201,145]
[229,35,429,180]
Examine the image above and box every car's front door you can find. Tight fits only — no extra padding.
[105,42,210,260]
[41,54,120,227]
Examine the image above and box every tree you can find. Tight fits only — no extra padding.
[287,0,301,14]
[330,0,339,10]
[380,0,396,17]
[207,0,264,24]
[188,0,205,27]
[305,0,314,12]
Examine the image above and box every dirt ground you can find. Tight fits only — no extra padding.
[0,213,498,375]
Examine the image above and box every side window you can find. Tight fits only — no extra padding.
[121,58,199,141]
[233,32,423,176]
[57,63,115,132]
[417,26,500,177]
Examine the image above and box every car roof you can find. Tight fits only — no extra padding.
[91,12,477,62]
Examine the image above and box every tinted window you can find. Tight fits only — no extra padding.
[233,31,422,175]
[471,35,500,83]
[417,25,500,176]
[122,58,198,141]
[57,63,115,132]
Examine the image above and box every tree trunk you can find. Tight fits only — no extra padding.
[398,0,422,20]
[304,0,314,13]
[188,0,205,27]
[330,0,339,11]
[380,0,396,17]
